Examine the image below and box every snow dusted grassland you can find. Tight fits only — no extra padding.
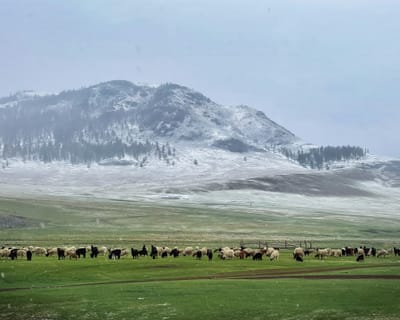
[0,149,400,247]
[0,191,399,248]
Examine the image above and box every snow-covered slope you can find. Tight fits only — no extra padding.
[0,81,300,165]
[1,80,399,205]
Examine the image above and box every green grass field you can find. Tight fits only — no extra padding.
[1,254,400,320]
[1,195,400,319]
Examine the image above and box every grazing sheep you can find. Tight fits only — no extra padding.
[0,248,10,259]
[108,249,121,260]
[315,248,330,260]
[65,247,78,259]
[26,250,32,261]
[356,254,364,262]
[57,248,65,260]
[46,247,58,257]
[17,249,27,258]
[68,252,78,259]
[223,250,235,260]
[98,246,108,256]
[131,248,139,259]
[170,248,180,258]
[9,249,18,260]
[393,247,400,256]
[206,249,213,261]
[150,245,158,259]
[269,249,279,261]
[219,247,235,260]
[355,247,365,256]
[237,250,246,259]
[161,247,171,256]
[139,245,148,256]
[363,246,371,256]
[32,247,47,256]
[330,249,342,257]
[120,248,130,258]
[76,247,86,258]
[193,250,202,259]
[234,249,243,258]
[304,249,314,256]
[293,247,304,259]
[294,253,303,262]
[377,249,389,258]
[242,247,256,258]
[344,247,355,256]
[90,246,99,258]
[182,247,193,256]
[265,247,275,257]
[253,252,263,261]
[155,246,164,256]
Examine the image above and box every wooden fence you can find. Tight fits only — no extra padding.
[239,240,313,250]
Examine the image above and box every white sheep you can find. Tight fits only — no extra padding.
[46,247,58,257]
[182,247,193,256]
[377,249,389,258]
[234,249,243,258]
[293,247,305,258]
[219,247,235,260]
[98,246,108,256]
[265,247,275,257]
[17,249,27,258]
[0,248,10,259]
[65,247,77,259]
[356,248,365,256]
[330,249,342,257]
[33,247,47,256]
[161,247,171,256]
[269,249,279,261]
[120,248,130,257]
[315,248,330,259]
[242,248,256,257]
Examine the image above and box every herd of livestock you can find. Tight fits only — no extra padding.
[1,244,399,262]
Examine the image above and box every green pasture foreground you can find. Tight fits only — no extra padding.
[1,254,400,320]
[2,279,400,320]
[1,194,400,319]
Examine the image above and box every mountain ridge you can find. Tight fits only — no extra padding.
[0,80,301,164]
[0,80,399,200]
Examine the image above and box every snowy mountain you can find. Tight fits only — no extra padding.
[0,80,300,165]
[0,80,399,202]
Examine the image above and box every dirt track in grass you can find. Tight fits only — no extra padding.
[1,263,399,293]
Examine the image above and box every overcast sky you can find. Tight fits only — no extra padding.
[1,0,399,157]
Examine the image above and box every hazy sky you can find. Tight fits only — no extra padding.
[1,1,399,157]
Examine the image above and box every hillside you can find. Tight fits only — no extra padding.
[0,80,398,205]
[0,80,299,165]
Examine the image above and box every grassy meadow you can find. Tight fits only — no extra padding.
[0,194,400,319]
[1,253,400,320]
[0,195,399,248]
